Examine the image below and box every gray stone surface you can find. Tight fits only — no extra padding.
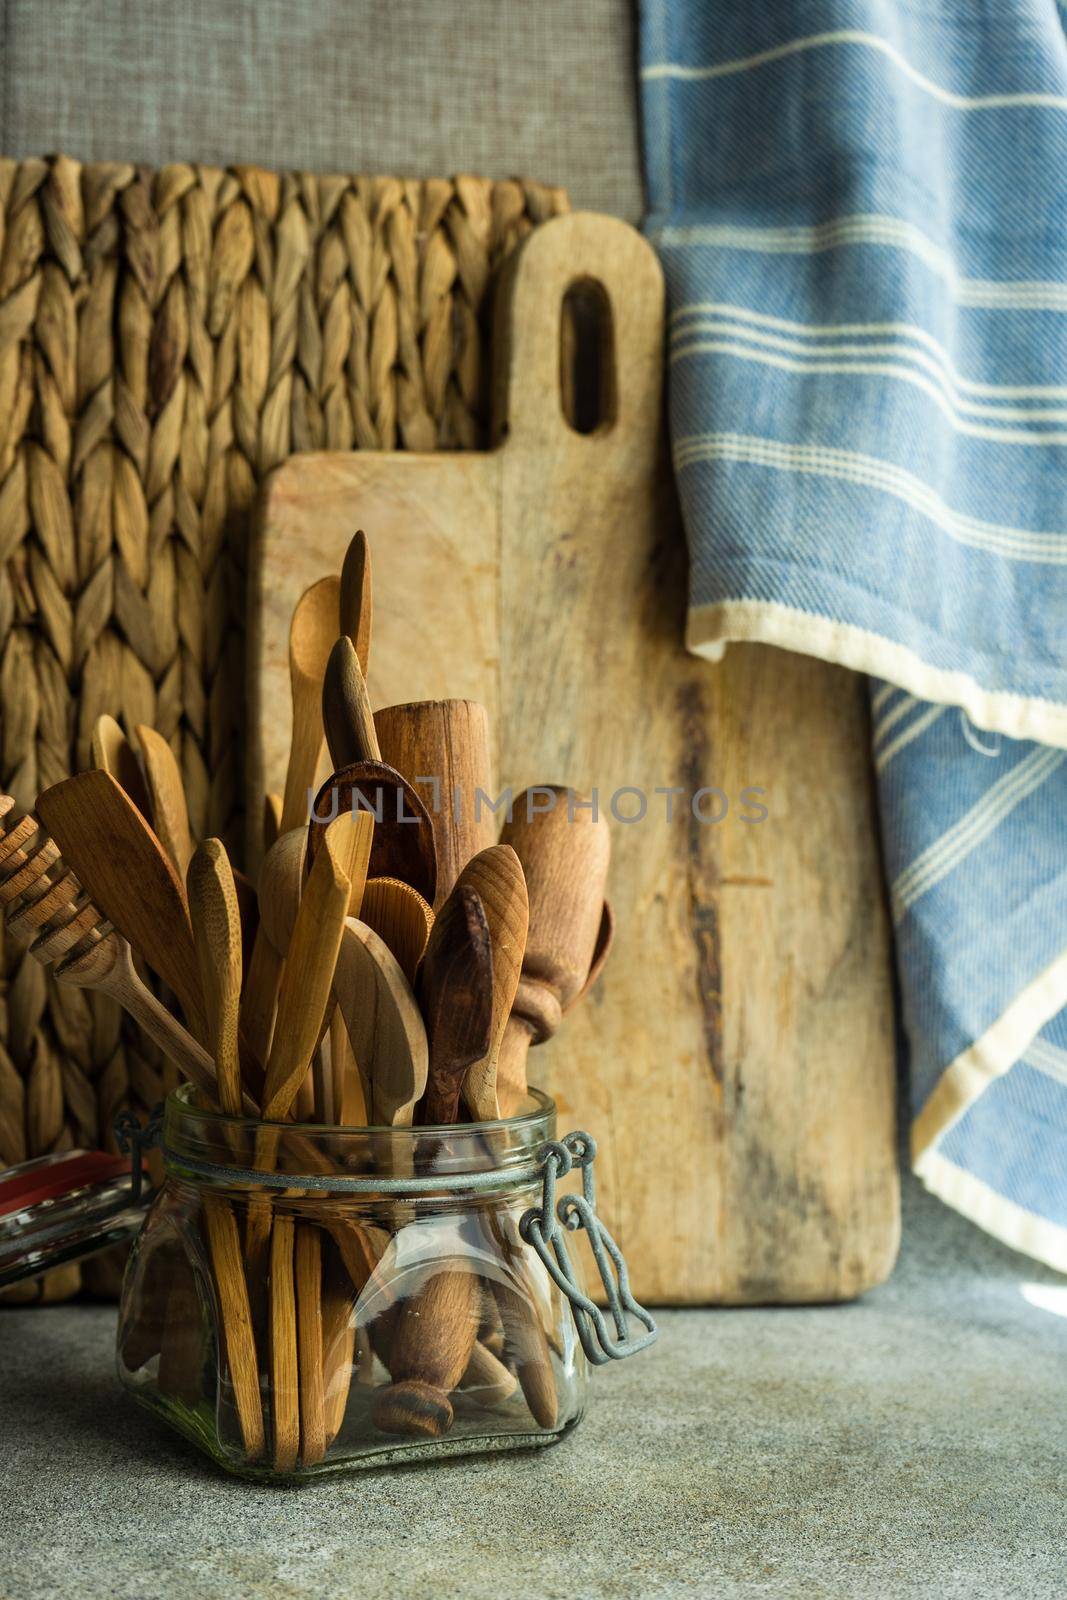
[2,1170,1065,1600]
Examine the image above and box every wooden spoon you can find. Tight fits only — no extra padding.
[187,838,243,1115]
[307,761,437,905]
[416,883,494,1126]
[497,787,611,1113]
[453,846,529,1122]
[339,528,372,673]
[136,725,195,881]
[358,877,433,986]
[372,884,491,1438]
[279,576,340,834]
[322,636,380,769]
[332,919,428,1126]
[35,770,207,1043]
[375,700,494,908]
[90,713,153,821]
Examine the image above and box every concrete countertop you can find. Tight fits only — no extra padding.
[2,1172,1065,1600]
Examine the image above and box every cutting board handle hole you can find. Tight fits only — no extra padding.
[559,279,617,436]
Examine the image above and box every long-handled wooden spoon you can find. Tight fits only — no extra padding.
[339,528,372,673]
[416,883,494,1126]
[90,714,153,821]
[136,725,195,881]
[372,884,492,1440]
[332,919,428,1126]
[454,845,529,1122]
[279,576,341,835]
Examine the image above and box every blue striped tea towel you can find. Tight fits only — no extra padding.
[640,0,1067,1271]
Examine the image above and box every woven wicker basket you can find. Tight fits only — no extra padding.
[0,156,569,1298]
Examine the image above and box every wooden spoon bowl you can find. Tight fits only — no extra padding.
[307,761,437,905]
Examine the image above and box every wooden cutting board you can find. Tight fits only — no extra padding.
[249,212,898,1304]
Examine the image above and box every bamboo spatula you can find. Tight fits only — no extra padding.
[35,770,208,1044]
[259,838,352,1122]
[187,838,244,1115]
[0,808,222,1099]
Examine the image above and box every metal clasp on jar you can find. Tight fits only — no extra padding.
[520,1132,658,1364]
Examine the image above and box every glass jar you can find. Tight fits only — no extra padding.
[117,1086,653,1480]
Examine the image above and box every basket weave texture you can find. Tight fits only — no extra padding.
[0,155,568,1298]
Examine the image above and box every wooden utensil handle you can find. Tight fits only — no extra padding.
[104,966,219,1101]
[372,1269,480,1439]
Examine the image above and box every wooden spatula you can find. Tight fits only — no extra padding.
[279,576,340,834]
[35,769,207,1043]
[375,700,495,907]
[260,837,351,1121]
[90,713,154,821]
[308,760,437,904]
[332,919,428,1126]
[452,845,529,1122]
[187,838,243,1116]
[497,786,611,1113]
[415,883,494,1125]
[322,636,380,769]
[203,1193,265,1460]
[358,876,433,986]
[136,725,195,881]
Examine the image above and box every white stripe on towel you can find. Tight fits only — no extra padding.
[671,339,1067,444]
[654,217,1067,312]
[674,435,1067,563]
[671,305,1067,398]
[1024,1036,1067,1090]
[891,745,1065,920]
[672,315,1067,419]
[876,704,947,771]
[643,29,1067,114]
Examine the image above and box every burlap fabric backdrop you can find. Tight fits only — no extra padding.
[0,156,568,1297]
